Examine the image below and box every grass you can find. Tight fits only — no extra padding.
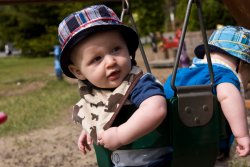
[0,56,79,137]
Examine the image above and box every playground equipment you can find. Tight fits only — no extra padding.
[168,0,223,166]
[95,0,229,166]
[162,37,179,50]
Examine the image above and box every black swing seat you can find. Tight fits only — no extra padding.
[167,85,228,167]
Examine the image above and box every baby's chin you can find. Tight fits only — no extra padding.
[99,81,124,89]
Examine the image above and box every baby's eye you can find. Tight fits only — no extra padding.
[91,56,102,63]
[111,47,120,54]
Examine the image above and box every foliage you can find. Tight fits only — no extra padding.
[0,3,86,57]
[175,0,236,30]
[0,5,57,56]
[0,6,17,50]
[0,0,237,57]
[131,0,166,35]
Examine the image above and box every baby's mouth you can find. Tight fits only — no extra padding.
[107,70,120,81]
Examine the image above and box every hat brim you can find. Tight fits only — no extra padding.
[194,44,233,59]
[60,24,139,78]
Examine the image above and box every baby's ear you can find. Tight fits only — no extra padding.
[68,64,85,80]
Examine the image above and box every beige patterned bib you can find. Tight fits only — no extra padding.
[72,66,143,143]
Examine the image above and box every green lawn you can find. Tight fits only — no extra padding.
[0,56,79,136]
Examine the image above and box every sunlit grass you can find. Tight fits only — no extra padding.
[0,56,79,136]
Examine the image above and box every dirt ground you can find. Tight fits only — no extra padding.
[0,47,249,167]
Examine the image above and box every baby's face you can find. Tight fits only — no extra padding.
[72,30,131,89]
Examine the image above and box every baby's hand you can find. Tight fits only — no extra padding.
[78,130,92,155]
[235,136,250,157]
[97,127,122,151]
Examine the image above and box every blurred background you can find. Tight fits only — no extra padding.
[0,0,246,58]
[0,0,250,166]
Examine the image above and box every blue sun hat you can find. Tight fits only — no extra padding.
[58,5,139,78]
[194,26,250,64]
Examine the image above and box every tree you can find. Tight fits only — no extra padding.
[131,0,166,35]
[0,3,88,57]
[0,0,237,57]
[0,6,19,50]
[175,0,236,31]
[0,1,166,56]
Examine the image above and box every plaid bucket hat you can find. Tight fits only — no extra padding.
[194,26,250,64]
[58,4,139,78]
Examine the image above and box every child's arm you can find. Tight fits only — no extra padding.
[97,95,167,150]
[217,82,250,156]
[77,129,92,155]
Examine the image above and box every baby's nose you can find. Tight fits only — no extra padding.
[105,55,116,67]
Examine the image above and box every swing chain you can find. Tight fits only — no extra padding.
[170,0,214,92]
[120,0,152,73]
[120,0,129,22]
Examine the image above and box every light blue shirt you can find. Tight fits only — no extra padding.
[164,58,240,99]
